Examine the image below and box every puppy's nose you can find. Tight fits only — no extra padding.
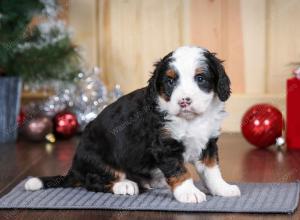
[178,97,192,108]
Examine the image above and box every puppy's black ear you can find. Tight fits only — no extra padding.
[204,51,231,101]
[147,51,173,99]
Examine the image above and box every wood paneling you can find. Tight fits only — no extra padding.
[189,0,245,94]
[267,0,300,94]
[241,0,267,94]
[68,0,300,95]
[223,94,285,132]
[69,0,98,67]
[98,0,185,92]
[66,0,300,132]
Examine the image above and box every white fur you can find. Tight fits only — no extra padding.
[195,162,241,197]
[162,96,227,162]
[112,179,139,195]
[24,177,43,191]
[173,178,206,203]
[158,46,227,162]
[158,46,213,119]
[157,46,240,199]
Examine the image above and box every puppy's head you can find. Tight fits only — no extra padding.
[148,46,231,120]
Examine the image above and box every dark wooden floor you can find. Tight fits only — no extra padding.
[0,133,299,220]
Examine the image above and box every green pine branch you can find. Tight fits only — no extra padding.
[0,0,82,82]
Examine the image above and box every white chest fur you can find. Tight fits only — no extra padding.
[163,98,227,162]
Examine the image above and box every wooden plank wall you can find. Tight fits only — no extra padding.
[240,0,266,94]
[68,0,300,131]
[189,0,245,94]
[98,0,186,92]
[68,0,99,68]
[267,0,300,94]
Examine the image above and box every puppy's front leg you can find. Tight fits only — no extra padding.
[195,138,241,197]
[159,160,206,203]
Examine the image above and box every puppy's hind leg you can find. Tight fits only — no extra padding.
[25,171,81,191]
[85,168,139,195]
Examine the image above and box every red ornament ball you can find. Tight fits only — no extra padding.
[241,104,284,148]
[54,112,78,138]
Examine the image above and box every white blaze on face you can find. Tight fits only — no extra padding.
[158,46,214,119]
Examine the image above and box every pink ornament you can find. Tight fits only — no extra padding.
[22,116,53,142]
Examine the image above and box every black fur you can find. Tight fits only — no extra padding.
[194,68,215,93]
[148,51,176,100]
[200,137,219,163]
[35,48,230,194]
[39,87,187,191]
[204,51,231,101]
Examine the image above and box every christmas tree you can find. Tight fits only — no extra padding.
[0,0,81,82]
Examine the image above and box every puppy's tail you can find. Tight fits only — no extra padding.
[24,174,78,191]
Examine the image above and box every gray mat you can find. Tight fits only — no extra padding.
[0,178,299,213]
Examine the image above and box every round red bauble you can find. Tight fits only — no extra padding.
[241,104,284,148]
[54,112,78,138]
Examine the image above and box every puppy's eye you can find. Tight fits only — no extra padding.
[167,78,175,86]
[195,75,205,84]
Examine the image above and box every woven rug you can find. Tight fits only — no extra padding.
[0,178,299,213]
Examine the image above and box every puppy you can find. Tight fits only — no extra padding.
[25,46,240,203]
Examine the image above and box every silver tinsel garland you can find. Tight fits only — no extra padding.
[37,67,123,131]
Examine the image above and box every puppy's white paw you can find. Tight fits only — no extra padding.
[210,183,241,197]
[174,179,206,203]
[112,179,139,195]
[24,177,43,191]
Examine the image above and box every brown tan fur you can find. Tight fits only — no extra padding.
[105,166,126,191]
[167,170,191,191]
[166,69,176,79]
[159,92,170,102]
[195,67,204,76]
[158,69,177,102]
[160,127,171,139]
[201,155,217,168]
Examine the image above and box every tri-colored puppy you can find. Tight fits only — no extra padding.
[25,46,241,203]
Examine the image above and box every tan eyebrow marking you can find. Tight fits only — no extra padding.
[195,67,204,75]
[166,69,176,79]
